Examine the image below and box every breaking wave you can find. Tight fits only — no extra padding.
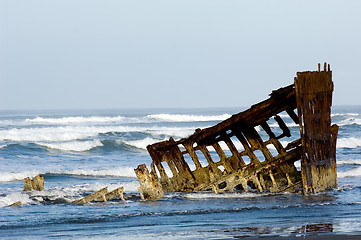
[146,113,231,122]
[338,117,361,126]
[20,113,231,126]
[25,116,127,124]
[62,167,136,178]
[0,171,41,182]
[3,135,360,153]
[337,137,361,149]
[0,126,195,143]
[331,113,359,117]
[338,166,361,178]
[36,140,103,152]
[337,159,361,165]
[121,137,168,150]
[0,167,137,183]
[0,192,35,207]
[0,180,141,207]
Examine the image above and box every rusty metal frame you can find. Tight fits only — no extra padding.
[135,63,338,199]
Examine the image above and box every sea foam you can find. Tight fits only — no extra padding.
[146,113,231,122]
[62,167,136,178]
[0,192,34,207]
[338,166,361,178]
[337,159,361,165]
[0,126,197,143]
[183,192,263,199]
[0,171,41,182]
[22,113,233,126]
[338,117,361,126]
[0,166,137,183]
[337,137,361,149]
[36,139,103,152]
[122,137,168,150]
[25,116,126,124]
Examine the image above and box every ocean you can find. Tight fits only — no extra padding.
[1,106,361,239]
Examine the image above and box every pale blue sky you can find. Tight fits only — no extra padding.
[0,0,360,110]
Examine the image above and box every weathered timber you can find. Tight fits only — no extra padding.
[135,164,164,199]
[135,63,338,199]
[73,186,125,204]
[95,187,125,202]
[23,175,44,191]
[73,187,108,204]
[8,201,23,207]
[295,64,338,193]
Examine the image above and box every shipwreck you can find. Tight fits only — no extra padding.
[135,63,339,199]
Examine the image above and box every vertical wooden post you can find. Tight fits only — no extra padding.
[134,164,164,199]
[23,175,44,191]
[294,63,338,194]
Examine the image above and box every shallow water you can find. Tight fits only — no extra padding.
[1,106,361,239]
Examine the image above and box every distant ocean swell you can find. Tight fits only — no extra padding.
[1,113,232,126]
[0,135,360,153]
[1,112,361,153]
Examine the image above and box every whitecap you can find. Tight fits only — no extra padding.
[338,166,361,178]
[146,113,231,122]
[337,159,361,165]
[0,126,101,142]
[25,116,126,125]
[122,137,168,150]
[61,167,136,178]
[0,171,41,182]
[337,137,361,149]
[150,127,196,138]
[0,125,196,143]
[36,139,103,152]
[337,117,361,126]
[331,113,359,117]
[0,192,34,207]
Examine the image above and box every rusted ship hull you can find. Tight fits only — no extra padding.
[135,63,338,199]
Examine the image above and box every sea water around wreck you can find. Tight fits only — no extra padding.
[1,107,361,239]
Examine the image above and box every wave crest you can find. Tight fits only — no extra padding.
[146,113,231,122]
[25,116,126,124]
[338,166,361,178]
[36,140,103,152]
[0,167,137,183]
[337,137,361,149]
